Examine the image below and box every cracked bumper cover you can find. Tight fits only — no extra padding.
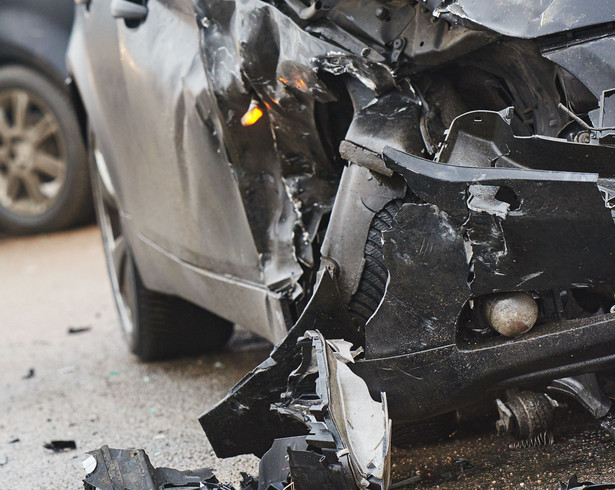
[202,110,615,458]
[350,139,615,422]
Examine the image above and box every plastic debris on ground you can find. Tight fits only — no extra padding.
[560,474,615,489]
[82,446,257,490]
[44,440,77,452]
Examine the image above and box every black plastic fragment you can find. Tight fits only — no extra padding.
[560,474,615,490]
[287,449,353,490]
[200,272,358,458]
[258,436,307,490]
[83,445,256,490]
[22,368,34,379]
[44,440,76,452]
[68,326,92,334]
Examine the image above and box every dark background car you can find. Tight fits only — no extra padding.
[0,0,91,234]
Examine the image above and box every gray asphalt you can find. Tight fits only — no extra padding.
[2,226,615,489]
[0,226,268,489]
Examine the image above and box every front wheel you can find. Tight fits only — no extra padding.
[90,132,233,361]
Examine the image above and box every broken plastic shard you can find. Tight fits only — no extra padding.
[200,271,361,459]
[82,455,97,475]
[82,445,256,490]
[272,330,391,489]
[44,440,76,452]
[467,185,510,219]
[326,338,362,363]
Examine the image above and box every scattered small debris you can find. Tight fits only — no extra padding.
[58,366,76,375]
[213,361,224,369]
[44,440,77,452]
[22,368,34,379]
[108,371,119,377]
[390,475,421,488]
[153,433,166,440]
[8,438,19,444]
[454,458,473,471]
[0,456,7,467]
[67,326,92,334]
[142,375,150,383]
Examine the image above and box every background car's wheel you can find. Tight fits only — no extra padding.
[90,133,234,361]
[0,65,91,234]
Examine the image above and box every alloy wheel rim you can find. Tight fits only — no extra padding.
[0,88,67,216]
[92,146,135,338]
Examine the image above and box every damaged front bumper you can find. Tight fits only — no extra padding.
[356,107,615,421]
[201,108,615,464]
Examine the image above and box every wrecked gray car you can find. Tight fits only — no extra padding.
[69,0,615,488]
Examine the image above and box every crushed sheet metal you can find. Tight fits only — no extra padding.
[432,0,615,39]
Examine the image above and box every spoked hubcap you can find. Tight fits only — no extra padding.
[0,89,67,216]
[92,145,135,338]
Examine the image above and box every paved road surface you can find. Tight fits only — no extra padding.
[1,226,615,489]
[0,226,268,488]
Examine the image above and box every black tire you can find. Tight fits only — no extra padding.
[349,200,460,445]
[89,130,233,361]
[124,253,235,361]
[0,65,92,234]
[348,199,404,326]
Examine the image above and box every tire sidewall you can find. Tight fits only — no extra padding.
[89,137,141,354]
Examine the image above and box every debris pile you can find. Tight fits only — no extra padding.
[82,446,257,490]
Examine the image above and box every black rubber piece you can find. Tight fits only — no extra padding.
[126,255,234,361]
[348,199,404,326]
[0,65,92,234]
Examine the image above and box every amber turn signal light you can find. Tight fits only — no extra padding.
[241,100,264,126]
